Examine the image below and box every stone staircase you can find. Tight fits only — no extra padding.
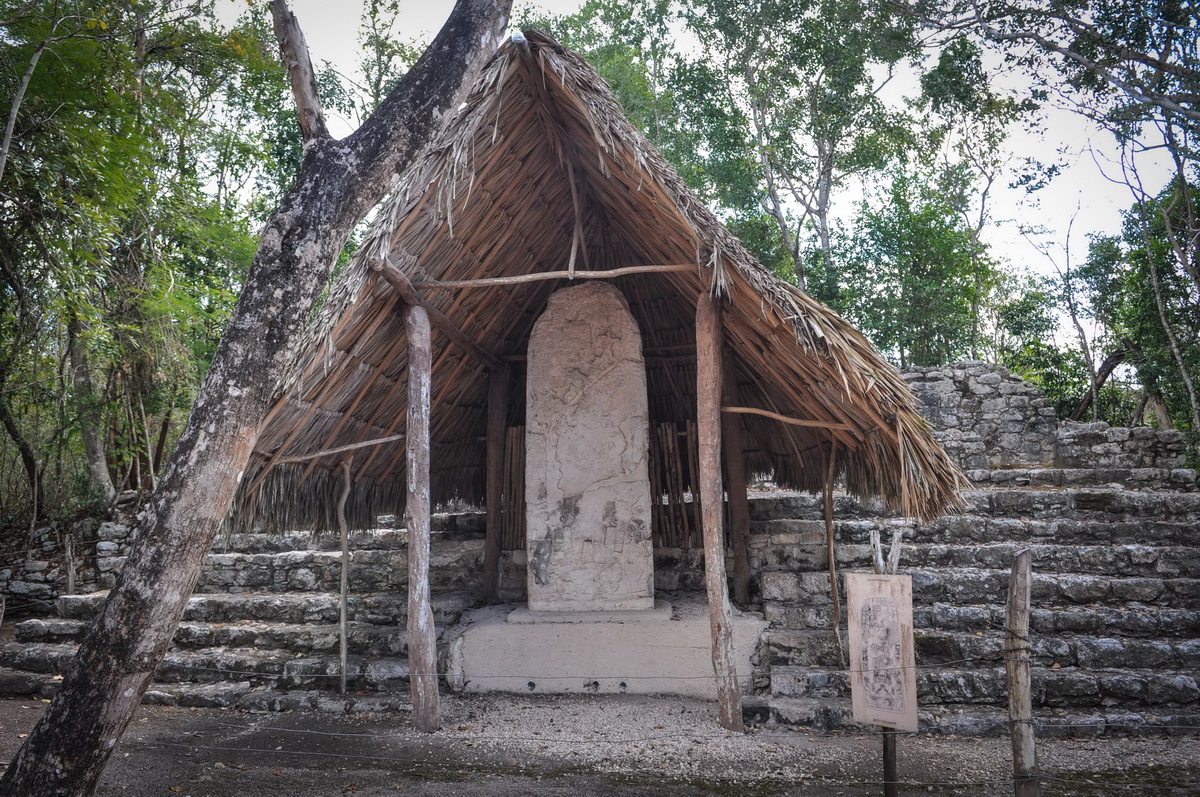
[745,470,1200,735]
[0,523,482,711]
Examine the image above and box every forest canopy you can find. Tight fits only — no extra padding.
[0,0,1196,530]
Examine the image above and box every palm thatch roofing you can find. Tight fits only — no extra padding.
[231,30,966,534]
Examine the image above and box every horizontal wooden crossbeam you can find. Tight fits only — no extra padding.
[722,405,853,431]
[413,263,693,289]
[276,433,406,464]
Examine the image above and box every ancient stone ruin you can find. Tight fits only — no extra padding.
[1,361,1196,733]
[524,283,655,612]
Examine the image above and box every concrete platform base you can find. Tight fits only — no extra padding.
[446,596,767,699]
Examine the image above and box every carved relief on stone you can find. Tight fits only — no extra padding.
[525,282,654,611]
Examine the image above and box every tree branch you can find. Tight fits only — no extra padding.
[0,40,47,185]
[269,0,330,143]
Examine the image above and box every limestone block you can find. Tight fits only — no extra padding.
[525,283,654,611]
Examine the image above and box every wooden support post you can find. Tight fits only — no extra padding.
[482,366,510,602]
[883,731,898,797]
[375,257,506,372]
[720,348,751,607]
[337,461,352,696]
[696,293,744,733]
[405,304,440,732]
[872,517,899,797]
[1006,549,1041,797]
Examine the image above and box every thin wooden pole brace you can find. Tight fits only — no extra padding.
[336,460,352,696]
[276,433,406,464]
[414,263,693,289]
[405,304,440,732]
[1007,549,1041,797]
[722,406,853,431]
[374,256,506,372]
[824,442,845,668]
[482,366,510,602]
[696,293,744,733]
[720,347,751,607]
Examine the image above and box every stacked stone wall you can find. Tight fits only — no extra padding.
[903,361,1059,468]
[1056,420,1188,469]
[905,361,1189,472]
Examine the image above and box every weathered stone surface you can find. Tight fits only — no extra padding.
[524,283,654,611]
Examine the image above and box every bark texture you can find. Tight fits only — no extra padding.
[0,2,511,793]
[696,294,744,733]
[405,305,439,732]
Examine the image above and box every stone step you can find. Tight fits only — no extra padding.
[752,540,1200,579]
[759,567,1200,609]
[0,642,417,691]
[963,467,1196,491]
[748,488,1200,523]
[99,548,485,593]
[746,696,1200,736]
[767,602,1200,638]
[0,656,424,711]
[766,664,1200,709]
[921,602,1200,638]
[56,590,472,625]
[0,668,417,713]
[753,514,1200,548]
[15,618,428,657]
[216,518,485,554]
[766,629,1200,673]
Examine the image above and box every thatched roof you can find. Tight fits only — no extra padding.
[232,30,966,533]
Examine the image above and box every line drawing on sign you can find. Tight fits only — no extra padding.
[860,596,904,713]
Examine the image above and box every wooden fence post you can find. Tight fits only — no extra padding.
[1006,549,1040,796]
[696,293,743,732]
[405,304,439,732]
[482,366,509,602]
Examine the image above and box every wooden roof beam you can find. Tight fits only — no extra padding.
[722,405,853,432]
[374,256,507,372]
[413,263,693,290]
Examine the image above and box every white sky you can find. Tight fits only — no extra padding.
[220,0,1169,292]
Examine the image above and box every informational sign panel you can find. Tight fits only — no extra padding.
[846,573,918,732]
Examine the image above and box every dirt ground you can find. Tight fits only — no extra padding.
[0,694,1197,796]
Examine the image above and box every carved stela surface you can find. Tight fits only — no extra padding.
[525,282,654,611]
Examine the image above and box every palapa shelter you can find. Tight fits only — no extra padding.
[230,30,966,731]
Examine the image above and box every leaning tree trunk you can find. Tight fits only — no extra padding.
[0,2,512,794]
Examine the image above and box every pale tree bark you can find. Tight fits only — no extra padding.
[0,1,511,794]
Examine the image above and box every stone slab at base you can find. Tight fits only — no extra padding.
[505,599,673,625]
[447,597,767,699]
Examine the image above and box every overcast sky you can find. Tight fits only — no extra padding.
[222,0,1169,290]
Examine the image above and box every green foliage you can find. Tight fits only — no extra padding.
[0,0,269,526]
[1079,180,1200,442]
[837,169,999,367]
[993,277,1093,416]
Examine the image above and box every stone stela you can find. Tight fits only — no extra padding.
[524,282,655,612]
